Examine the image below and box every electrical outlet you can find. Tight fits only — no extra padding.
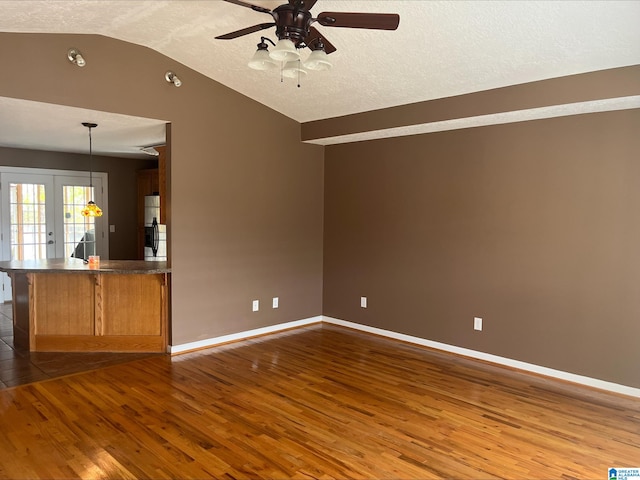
[361,296,367,308]
[252,300,259,312]
[272,297,279,309]
[474,316,483,331]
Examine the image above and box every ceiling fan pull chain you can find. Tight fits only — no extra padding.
[297,59,301,88]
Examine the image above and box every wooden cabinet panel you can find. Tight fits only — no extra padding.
[137,168,160,196]
[18,272,168,352]
[11,273,31,350]
[100,274,164,336]
[33,274,94,335]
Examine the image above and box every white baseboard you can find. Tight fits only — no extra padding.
[169,314,640,398]
[169,316,322,354]
[322,316,640,399]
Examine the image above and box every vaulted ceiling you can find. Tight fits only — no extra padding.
[1,0,639,156]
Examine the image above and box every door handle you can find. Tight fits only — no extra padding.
[47,240,54,244]
[152,218,159,256]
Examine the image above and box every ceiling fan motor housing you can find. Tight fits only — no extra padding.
[273,4,313,46]
[215,0,399,56]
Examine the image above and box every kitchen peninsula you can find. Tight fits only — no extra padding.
[0,259,170,353]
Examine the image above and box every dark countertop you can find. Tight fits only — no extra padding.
[0,258,170,274]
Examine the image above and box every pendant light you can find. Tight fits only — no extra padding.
[81,122,103,217]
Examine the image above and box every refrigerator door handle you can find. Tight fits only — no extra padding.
[152,218,159,256]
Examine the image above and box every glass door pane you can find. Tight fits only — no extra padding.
[54,175,106,260]
[63,185,96,259]
[9,182,49,260]
[0,173,55,301]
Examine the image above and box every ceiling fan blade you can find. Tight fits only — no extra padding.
[215,22,275,40]
[304,26,336,54]
[317,12,400,30]
[222,0,273,15]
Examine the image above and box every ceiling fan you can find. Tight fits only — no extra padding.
[216,0,400,73]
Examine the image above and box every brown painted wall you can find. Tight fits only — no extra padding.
[323,109,640,388]
[3,31,637,389]
[0,146,157,260]
[0,33,324,345]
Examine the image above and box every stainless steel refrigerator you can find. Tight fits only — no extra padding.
[144,195,167,261]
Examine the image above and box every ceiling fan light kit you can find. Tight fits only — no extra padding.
[303,48,331,71]
[269,38,299,62]
[282,59,307,79]
[220,0,399,83]
[248,36,330,75]
[248,48,277,70]
[248,37,277,70]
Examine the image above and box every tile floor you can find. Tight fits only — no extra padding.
[0,303,163,389]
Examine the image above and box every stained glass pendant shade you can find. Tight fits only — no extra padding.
[81,122,102,217]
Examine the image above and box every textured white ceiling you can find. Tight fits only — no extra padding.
[0,0,639,155]
[0,97,167,158]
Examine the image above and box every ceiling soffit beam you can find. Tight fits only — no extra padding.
[301,65,640,144]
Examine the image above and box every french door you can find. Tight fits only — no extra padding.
[0,169,107,302]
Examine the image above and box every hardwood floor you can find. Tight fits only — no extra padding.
[0,303,161,389]
[0,323,638,479]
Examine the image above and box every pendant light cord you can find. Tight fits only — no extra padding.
[82,122,98,194]
[88,126,94,189]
